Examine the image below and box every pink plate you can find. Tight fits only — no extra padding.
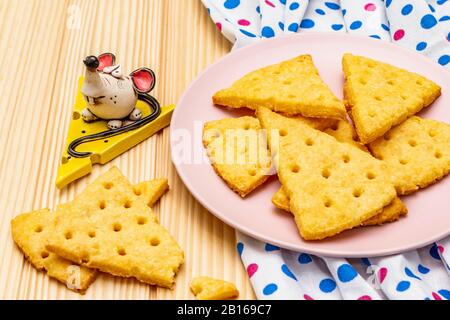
[170,32,450,257]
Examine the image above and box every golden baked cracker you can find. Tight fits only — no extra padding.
[343,53,441,144]
[369,116,450,195]
[203,117,272,197]
[190,277,239,300]
[324,121,369,152]
[257,107,396,240]
[272,187,291,212]
[11,209,97,293]
[213,55,346,120]
[46,167,184,288]
[134,178,169,208]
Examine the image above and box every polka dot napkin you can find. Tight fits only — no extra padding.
[202,0,450,300]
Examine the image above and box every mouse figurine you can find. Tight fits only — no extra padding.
[81,53,155,129]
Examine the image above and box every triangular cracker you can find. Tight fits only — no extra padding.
[257,107,396,240]
[202,117,272,197]
[190,277,239,300]
[343,53,441,144]
[272,120,407,226]
[46,167,184,288]
[213,55,346,120]
[11,209,97,293]
[369,116,450,195]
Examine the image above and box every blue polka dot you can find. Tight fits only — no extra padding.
[278,22,285,31]
[416,42,427,51]
[331,24,343,31]
[424,297,431,300]
[319,278,337,293]
[429,4,435,13]
[337,264,358,282]
[405,267,421,280]
[256,6,260,14]
[418,264,430,274]
[430,244,442,260]
[370,35,381,39]
[421,14,438,29]
[361,258,371,266]
[438,55,450,66]
[261,26,275,38]
[237,242,244,256]
[263,283,278,295]
[401,4,413,15]
[325,2,340,10]
[440,16,450,22]
[381,23,390,31]
[438,289,450,300]
[265,243,280,251]
[396,281,411,292]
[315,9,325,15]
[281,264,297,281]
[289,2,300,10]
[288,23,299,32]
[349,21,362,30]
[386,0,392,8]
[300,19,315,29]
[279,0,286,5]
[239,29,257,38]
[223,0,240,10]
[342,9,347,16]
[298,253,312,264]
[437,0,447,4]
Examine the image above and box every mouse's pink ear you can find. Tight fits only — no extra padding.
[130,68,156,93]
[97,53,116,72]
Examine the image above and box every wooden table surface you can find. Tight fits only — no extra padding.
[0,0,256,300]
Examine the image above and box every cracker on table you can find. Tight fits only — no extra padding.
[213,55,346,120]
[343,53,441,144]
[258,107,396,240]
[46,167,184,288]
[190,277,239,300]
[11,209,97,293]
[134,178,169,208]
[369,116,450,195]
[203,117,272,197]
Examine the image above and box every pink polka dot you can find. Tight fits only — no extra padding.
[238,19,250,26]
[358,295,372,300]
[378,267,388,284]
[432,292,442,300]
[247,263,258,278]
[215,22,222,31]
[304,294,314,300]
[438,245,444,253]
[393,29,405,41]
[364,3,376,11]
[265,0,275,8]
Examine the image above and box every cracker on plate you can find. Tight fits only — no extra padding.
[257,107,396,240]
[369,116,450,195]
[213,55,346,120]
[343,53,441,144]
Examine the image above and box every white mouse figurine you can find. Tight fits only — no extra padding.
[81,53,155,129]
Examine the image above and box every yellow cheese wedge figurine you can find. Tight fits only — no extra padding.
[56,53,174,189]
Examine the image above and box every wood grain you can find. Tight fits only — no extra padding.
[0,0,255,300]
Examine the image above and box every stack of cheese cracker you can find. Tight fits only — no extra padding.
[205,54,449,241]
[11,167,184,293]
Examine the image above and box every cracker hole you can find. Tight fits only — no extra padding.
[376,154,384,161]
[34,226,43,233]
[279,129,288,137]
[133,187,142,196]
[367,61,375,68]
[408,140,417,147]
[137,217,147,225]
[369,111,376,118]
[374,96,382,101]
[342,154,350,163]
[103,182,113,190]
[359,78,367,85]
[384,134,391,141]
[283,80,292,85]
[113,223,122,232]
[248,169,257,177]
[305,138,314,146]
[123,200,132,209]
[81,254,90,264]
[387,80,395,85]
[400,95,407,101]
[117,247,126,256]
[41,251,49,259]
[366,172,376,180]
[88,231,96,238]
[399,159,408,165]
[65,231,73,240]
[150,238,160,246]
[99,200,106,210]
[324,199,333,208]
[330,123,339,131]
[429,130,437,138]
[291,164,300,173]
[322,169,331,179]
[244,123,251,130]
[353,189,363,198]
[435,151,442,159]
[416,79,423,86]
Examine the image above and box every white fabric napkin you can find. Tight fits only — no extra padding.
[202,0,450,300]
